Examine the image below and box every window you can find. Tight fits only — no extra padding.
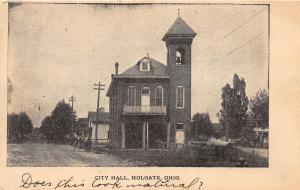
[176,48,185,65]
[128,86,136,106]
[140,59,150,71]
[142,62,148,70]
[176,123,184,130]
[176,86,184,108]
[155,86,163,106]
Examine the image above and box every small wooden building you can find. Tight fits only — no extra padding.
[88,111,109,144]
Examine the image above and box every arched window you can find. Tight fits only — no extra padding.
[176,48,185,65]
[155,86,163,106]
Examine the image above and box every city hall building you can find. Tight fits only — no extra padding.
[106,15,196,150]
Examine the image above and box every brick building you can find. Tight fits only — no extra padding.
[106,15,196,150]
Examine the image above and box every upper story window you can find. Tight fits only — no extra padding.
[128,86,136,106]
[176,48,185,65]
[176,86,184,108]
[140,59,150,71]
[155,86,163,106]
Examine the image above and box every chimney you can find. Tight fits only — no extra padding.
[115,62,119,75]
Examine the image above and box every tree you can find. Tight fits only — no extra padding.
[248,89,269,129]
[40,100,77,143]
[7,112,33,143]
[7,113,20,143]
[40,116,55,140]
[19,112,34,135]
[220,74,249,139]
[191,112,213,140]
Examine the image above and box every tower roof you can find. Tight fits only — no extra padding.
[163,17,196,41]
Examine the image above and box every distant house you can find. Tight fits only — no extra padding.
[88,110,109,144]
[253,127,268,147]
[106,15,197,150]
[242,119,269,147]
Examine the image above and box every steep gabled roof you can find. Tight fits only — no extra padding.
[163,17,196,41]
[117,56,169,78]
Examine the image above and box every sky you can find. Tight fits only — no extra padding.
[8,3,269,127]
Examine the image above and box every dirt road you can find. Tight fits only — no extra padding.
[7,143,137,167]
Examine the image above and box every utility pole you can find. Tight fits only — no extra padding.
[216,112,221,139]
[225,93,229,142]
[94,82,105,144]
[69,95,76,138]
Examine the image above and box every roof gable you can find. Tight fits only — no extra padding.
[163,17,196,41]
[118,56,169,78]
[106,57,169,97]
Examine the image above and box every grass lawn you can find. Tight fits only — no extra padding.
[113,145,268,167]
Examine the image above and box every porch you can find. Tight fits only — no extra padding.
[120,116,170,150]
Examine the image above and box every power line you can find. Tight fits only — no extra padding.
[224,51,268,73]
[225,31,266,57]
[197,30,266,71]
[195,7,267,58]
[196,9,243,42]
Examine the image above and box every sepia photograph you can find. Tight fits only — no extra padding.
[7,3,269,167]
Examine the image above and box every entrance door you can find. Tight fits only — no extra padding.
[176,130,185,144]
[141,87,150,112]
[176,123,185,145]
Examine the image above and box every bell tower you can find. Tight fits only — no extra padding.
[163,13,196,147]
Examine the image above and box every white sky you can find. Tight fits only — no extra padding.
[8,3,269,127]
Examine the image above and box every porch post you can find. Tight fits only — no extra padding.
[142,122,146,149]
[146,122,149,149]
[167,122,170,149]
[121,122,125,149]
